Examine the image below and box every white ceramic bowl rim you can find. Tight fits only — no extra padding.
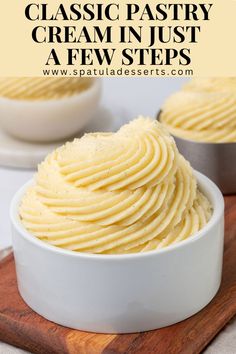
[0,78,100,105]
[10,171,224,261]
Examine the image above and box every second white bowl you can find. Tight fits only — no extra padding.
[0,78,101,143]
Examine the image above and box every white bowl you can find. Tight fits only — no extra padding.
[10,171,224,334]
[0,79,101,143]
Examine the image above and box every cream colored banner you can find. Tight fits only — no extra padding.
[0,0,235,77]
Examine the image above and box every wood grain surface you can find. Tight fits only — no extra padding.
[0,196,235,354]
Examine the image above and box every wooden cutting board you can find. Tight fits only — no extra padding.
[0,196,236,354]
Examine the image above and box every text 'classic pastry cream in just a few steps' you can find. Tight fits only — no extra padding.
[19,117,212,254]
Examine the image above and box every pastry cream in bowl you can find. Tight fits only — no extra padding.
[159,78,236,193]
[11,118,224,333]
[0,77,92,101]
[160,78,236,143]
[19,118,212,254]
[0,77,101,142]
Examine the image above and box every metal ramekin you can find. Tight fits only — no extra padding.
[157,111,236,195]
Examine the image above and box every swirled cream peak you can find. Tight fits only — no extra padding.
[160,78,236,143]
[19,118,212,254]
[0,77,93,101]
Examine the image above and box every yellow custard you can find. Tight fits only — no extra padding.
[0,77,93,101]
[19,118,212,254]
[160,78,236,143]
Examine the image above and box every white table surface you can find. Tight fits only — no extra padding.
[0,77,235,353]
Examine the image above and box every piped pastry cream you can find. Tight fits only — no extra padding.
[19,118,212,254]
[0,77,93,101]
[160,78,236,143]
